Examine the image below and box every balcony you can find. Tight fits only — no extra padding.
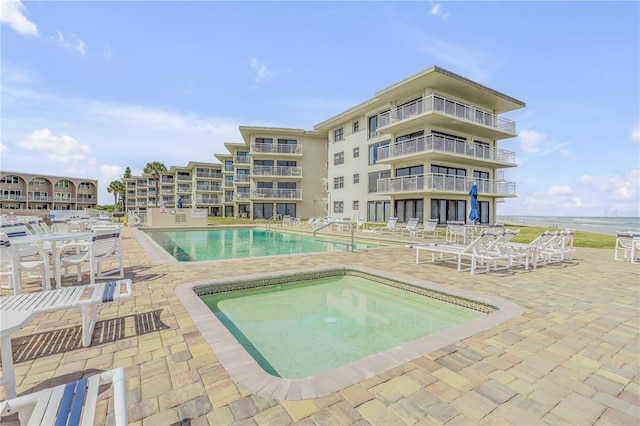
[251,188,302,200]
[251,166,303,178]
[196,171,223,179]
[377,134,516,168]
[377,173,516,197]
[176,186,191,193]
[196,184,222,191]
[234,193,250,201]
[377,94,517,139]
[233,175,251,184]
[196,197,223,204]
[177,175,191,181]
[234,156,250,165]
[161,177,175,184]
[28,195,51,202]
[251,143,303,155]
[0,194,26,201]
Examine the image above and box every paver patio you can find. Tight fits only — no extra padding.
[1,225,638,425]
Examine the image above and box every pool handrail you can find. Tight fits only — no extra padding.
[313,221,355,252]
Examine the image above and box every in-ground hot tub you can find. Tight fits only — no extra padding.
[175,266,523,400]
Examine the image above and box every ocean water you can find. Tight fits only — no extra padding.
[497,216,640,236]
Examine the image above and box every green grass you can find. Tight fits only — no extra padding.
[504,225,616,249]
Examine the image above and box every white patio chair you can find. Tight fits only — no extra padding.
[376,217,399,234]
[0,233,51,296]
[398,218,420,237]
[55,227,124,285]
[0,367,128,425]
[414,219,440,238]
[614,231,639,263]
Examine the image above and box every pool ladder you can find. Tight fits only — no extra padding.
[313,221,355,252]
[265,214,282,231]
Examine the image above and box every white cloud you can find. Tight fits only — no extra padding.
[548,185,572,196]
[429,4,449,20]
[519,130,545,153]
[0,143,7,153]
[17,129,93,164]
[250,57,274,84]
[577,175,592,184]
[50,30,87,56]
[0,0,37,36]
[632,122,640,143]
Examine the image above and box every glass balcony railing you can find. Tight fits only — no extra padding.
[377,133,516,164]
[251,166,302,177]
[251,143,302,155]
[377,173,516,196]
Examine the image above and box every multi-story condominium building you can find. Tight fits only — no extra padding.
[0,171,98,211]
[315,65,524,225]
[126,127,328,219]
[125,66,523,224]
[125,162,224,216]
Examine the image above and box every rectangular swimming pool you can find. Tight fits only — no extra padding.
[142,228,382,261]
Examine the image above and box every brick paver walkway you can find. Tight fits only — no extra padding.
[1,225,638,425]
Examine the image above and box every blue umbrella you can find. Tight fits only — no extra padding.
[468,184,479,223]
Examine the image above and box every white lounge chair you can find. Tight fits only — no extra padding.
[0,233,51,296]
[398,218,420,237]
[414,219,440,238]
[55,227,124,285]
[0,279,133,347]
[376,217,399,234]
[614,231,640,263]
[0,367,127,425]
[413,230,507,274]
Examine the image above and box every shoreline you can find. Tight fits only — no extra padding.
[497,215,640,236]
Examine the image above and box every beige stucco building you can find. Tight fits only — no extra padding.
[315,65,525,225]
[126,65,524,224]
[125,127,328,220]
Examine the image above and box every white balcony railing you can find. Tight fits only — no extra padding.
[377,173,516,196]
[0,194,26,201]
[235,193,251,201]
[378,94,516,134]
[251,166,303,177]
[251,143,303,155]
[195,171,223,178]
[233,175,250,183]
[251,188,302,199]
[377,134,516,164]
[234,156,250,164]
[196,197,223,204]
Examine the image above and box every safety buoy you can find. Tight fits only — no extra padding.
[131,215,141,225]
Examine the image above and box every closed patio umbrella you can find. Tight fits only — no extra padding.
[468,183,479,223]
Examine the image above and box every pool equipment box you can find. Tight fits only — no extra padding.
[147,208,208,227]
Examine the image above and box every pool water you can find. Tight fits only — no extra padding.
[143,228,380,261]
[201,275,484,378]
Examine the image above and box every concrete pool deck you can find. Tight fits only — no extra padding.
[1,225,639,425]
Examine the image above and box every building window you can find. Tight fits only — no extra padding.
[353,200,359,210]
[278,138,297,145]
[353,121,359,132]
[54,180,70,188]
[256,137,273,144]
[368,115,378,138]
[368,140,390,165]
[334,152,344,165]
[334,177,344,189]
[353,147,360,158]
[1,175,19,184]
[334,128,344,142]
[333,201,344,213]
[353,174,359,184]
[30,178,46,186]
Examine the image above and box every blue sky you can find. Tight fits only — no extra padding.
[2,0,639,217]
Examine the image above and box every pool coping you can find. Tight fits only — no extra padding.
[175,265,524,400]
[133,226,396,265]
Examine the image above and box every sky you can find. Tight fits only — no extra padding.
[1,0,639,217]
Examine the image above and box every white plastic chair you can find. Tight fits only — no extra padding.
[0,233,51,296]
[55,227,124,285]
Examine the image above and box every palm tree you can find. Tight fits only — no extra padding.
[143,161,167,207]
[121,167,132,210]
[107,180,126,211]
